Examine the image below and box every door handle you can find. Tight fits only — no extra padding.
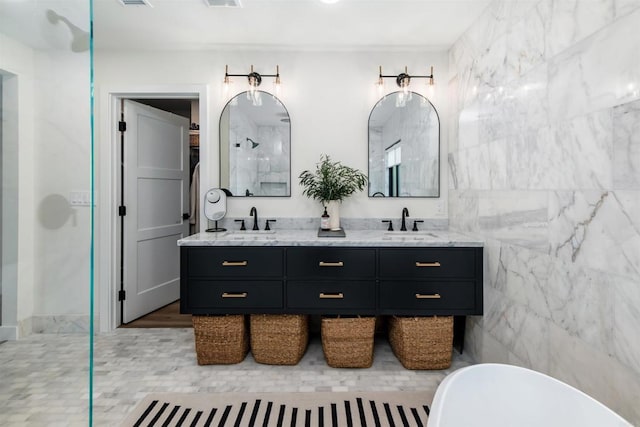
[222,292,248,298]
[182,213,190,220]
[415,293,441,299]
[222,261,248,267]
[318,261,344,267]
[415,262,441,267]
[319,292,344,299]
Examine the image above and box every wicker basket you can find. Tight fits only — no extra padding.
[321,316,376,368]
[192,315,249,365]
[249,314,309,365]
[388,316,453,370]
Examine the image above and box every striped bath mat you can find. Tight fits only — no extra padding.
[121,391,433,427]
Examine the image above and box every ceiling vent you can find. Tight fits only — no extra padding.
[119,0,151,6]
[203,0,243,7]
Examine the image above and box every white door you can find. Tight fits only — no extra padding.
[122,100,189,323]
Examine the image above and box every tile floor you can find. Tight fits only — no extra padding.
[0,328,473,426]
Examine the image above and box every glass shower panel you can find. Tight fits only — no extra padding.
[0,0,93,424]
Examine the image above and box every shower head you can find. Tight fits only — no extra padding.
[46,9,90,53]
[246,137,260,149]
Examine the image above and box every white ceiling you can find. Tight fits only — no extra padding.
[0,0,491,52]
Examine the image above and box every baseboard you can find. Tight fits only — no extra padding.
[31,315,91,334]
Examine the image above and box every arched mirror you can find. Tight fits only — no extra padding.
[220,90,291,196]
[368,91,440,197]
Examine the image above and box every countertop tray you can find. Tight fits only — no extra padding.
[317,228,346,238]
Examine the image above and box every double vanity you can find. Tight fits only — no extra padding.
[178,229,483,352]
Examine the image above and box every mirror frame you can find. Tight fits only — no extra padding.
[219,90,291,197]
[367,90,441,198]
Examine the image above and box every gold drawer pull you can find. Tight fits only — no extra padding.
[319,292,344,299]
[222,292,248,298]
[415,261,441,267]
[222,261,248,267]
[415,293,441,299]
[319,261,344,267]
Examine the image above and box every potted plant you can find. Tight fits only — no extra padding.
[299,154,367,230]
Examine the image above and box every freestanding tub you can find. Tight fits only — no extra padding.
[427,363,632,427]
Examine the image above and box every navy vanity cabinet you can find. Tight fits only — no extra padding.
[180,247,285,314]
[286,248,376,314]
[377,247,483,316]
[181,245,483,319]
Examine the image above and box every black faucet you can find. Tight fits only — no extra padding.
[250,207,259,230]
[400,207,410,231]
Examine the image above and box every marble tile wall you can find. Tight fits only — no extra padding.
[448,0,640,424]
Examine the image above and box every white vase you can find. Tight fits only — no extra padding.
[325,200,341,230]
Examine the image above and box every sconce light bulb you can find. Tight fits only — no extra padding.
[376,78,385,97]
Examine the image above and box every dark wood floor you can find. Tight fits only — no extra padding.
[120,300,193,328]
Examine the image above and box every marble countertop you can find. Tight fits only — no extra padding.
[177,229,483,247]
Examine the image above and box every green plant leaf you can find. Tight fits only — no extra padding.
[298,155,367,203]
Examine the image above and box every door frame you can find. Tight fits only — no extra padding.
[97,85,210,332]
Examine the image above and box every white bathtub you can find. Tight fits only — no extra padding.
[427,363,633,427]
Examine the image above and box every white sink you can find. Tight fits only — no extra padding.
[224,231,276,241]
[382,231,439,241]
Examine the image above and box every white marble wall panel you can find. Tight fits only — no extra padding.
[539,0,615,59]
[546,262,614,350]
[482,286,551,372]
[456,98,479,151]
[611,360,640,424]
[449,1,640,424]
[482,238,504,291]
[460,144,491,189]
[612,273,640,373]
[506,5,546,80]
[512,110,613,190]
[554,110,613,189]
[613,99,640,189]
[464,319,511,365]
[476,33,509,92]
[615,0,640,17]
[461,1,510,59]
[549,190,640,279]
[548,322,623,417]
[447,190,479,231]
[506,64,551,135]
[476,191,549,248]
[547,7,640,121]
[496,245,552,318]
[447,43,479,109]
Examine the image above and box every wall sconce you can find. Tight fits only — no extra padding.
[224,65,281,105]
[377,65,434,106]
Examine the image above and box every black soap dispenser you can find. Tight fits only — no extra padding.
[321,207,330,230]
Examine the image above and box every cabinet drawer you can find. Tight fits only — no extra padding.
[287,281,376,310]
[286,248,375,278]
[379,248,476,279]
[186,247,283,277]
[379,281,476,311]
[187,280,283,309]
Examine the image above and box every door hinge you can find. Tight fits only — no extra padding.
[118,121,127,132]
[118,290,126,301]
[118,206,127,216]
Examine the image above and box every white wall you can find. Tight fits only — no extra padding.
[95,49,449,227]
[448,1,640,424]
[0,33,36,337]
[32,49,91,327]
[0,31,92,335]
